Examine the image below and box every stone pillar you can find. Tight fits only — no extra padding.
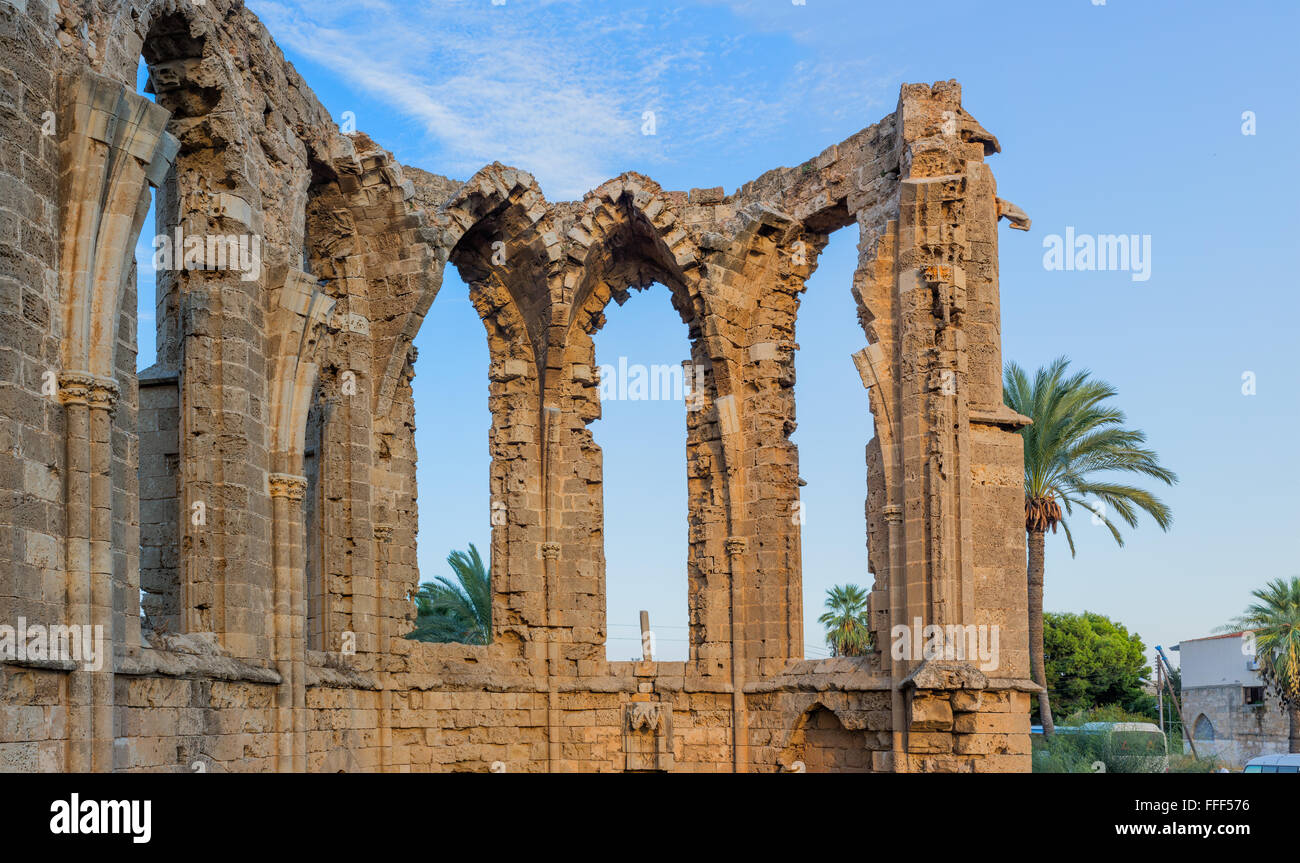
[54,69,177,772]
[87,378,117,773]
[374,524,394,772]
[871,81,1032,771]
[541,540,561,771]
[269,473,308,772]
[54,373,119,772]
[725,535,749,772]
[882,502,905,773]
[58,373,93,773]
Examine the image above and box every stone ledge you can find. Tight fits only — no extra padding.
[984,677,1042,693]
[969,404,1032,429]
[0,657,78,672]
[900,660,987,691]
[390,673,541,693]
[306,651,382,690]
[745,658,890,694]
[115,632,280,684]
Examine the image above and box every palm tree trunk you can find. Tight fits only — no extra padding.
[1028,528,1055,735]
[1290,706,1300,754]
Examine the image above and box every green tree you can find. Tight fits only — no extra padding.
[1005,357,1177,735]
[1224,577,1300,752]
[819,584,872,657]
[1043,611,1155,720]
[406,544,491,645]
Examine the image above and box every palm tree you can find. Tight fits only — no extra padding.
[406,543,491,644]
[1225,578,1300,752]
[1005,357,1177,735]
[819,584,872,657]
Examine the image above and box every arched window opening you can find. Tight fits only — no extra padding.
[790,228,871,660]
[1193,714,1216,741]
[407,271,493,643]
[303,394,325,649]
[300,163,331,652]
[592,284,691,662]
[134,53,182,636]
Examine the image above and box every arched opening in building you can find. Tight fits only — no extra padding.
[407,269,493,642]
[133,44,184,636]
[300,163,330,652]
[590,284,691,661]
[790,227,872,660]
[1193,713,1216,741]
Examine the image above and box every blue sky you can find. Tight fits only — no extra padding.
[137,0,1300,666]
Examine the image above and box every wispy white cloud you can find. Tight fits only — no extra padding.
[248,0,895,199]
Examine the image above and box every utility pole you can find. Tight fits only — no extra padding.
[1156,658,1164,734]
[1155,645,1195,760]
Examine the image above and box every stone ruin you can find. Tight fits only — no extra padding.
[0,0,1037,772]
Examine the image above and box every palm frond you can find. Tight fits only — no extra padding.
[1005,356,1177,546]
[819,584,872,657]
[1227,578,1300,707]
[407,542,492,644]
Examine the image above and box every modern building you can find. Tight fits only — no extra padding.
[1175,632,1289,767]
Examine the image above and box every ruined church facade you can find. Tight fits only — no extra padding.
[0,0,1035,772]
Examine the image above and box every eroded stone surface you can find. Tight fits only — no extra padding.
[0,0,1032,772]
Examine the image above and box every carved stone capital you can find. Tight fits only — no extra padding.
[882,504,903,524]
[58,371,119,411]
[626,701,664,733]
[373,525,394,543]
[268,473,308,501]
[725,537,748,557]
[623,700,673,771]
[540,542,561,560]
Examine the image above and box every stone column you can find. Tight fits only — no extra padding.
[882,503,905,773]
[54,68,177,772]
[270,472,308,772]
[57,373,119,772]
[541,540,561,771]
[87,378,118,773]
[373,524,394,773]
[58,373,92,772]
[725,535,749,772]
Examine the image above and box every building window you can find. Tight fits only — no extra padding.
[1244,686,1265,707]
[1192,714,1215,741]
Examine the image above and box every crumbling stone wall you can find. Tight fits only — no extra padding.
[0,0,1034,772]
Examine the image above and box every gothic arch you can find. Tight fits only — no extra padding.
[1193,713,1216,741]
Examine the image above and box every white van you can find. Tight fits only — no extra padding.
[1242,753,1300,773]
[1088,722,1169,773]
[1034,721,1169,772]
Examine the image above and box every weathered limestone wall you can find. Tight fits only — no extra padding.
[137,367,180,633]
[0,0,1033,772]
[1182,685,1290,768]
